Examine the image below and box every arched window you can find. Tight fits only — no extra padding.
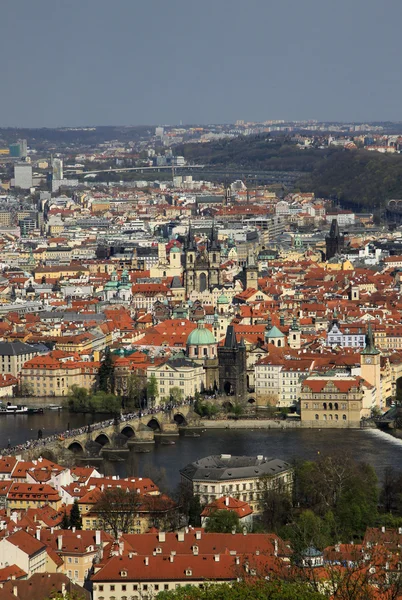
[213,253,217,263]
[343,414,347,420]
[329,414,333,420]
[329,402,333,410]
[323,402,327,410]
[315,414,319,420]
[277,340,282,347]
[335,414,339,420]
[334,402,338,410]
[189,255,193,263]
[203,348,208,357]
[323,414,327,420]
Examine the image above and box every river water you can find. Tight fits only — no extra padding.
[1,413,402,492]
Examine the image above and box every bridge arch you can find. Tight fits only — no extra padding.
[173,413,187,426]
[68,441,84,454]
[147,418,161,431]
[40,449,57,462]
[94,433,111,447]
[120,425,135,439]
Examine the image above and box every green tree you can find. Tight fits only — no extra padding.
[65,385,90,412]
[126,373,145,410]
[188,495,202,527]
[146,374,158,407]
[229,401,244,419]
[60,510,70,529]
[169,386,184,404]
[205,510,241,533]
[69,499,82,530]
[98,347,115,393]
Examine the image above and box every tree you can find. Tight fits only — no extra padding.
[126,373,145,410]
[156,579,326,600]
[205,510,241,533]
[60,510,70,530]
[146,374,158,407]
[169,386,184,404]
[188,495,202,527]
[69,499,82,530]
[98,347,115,393]
[65,385,90,412]
[94,487,141,538]
[258,479,292,532]
[229,401,244,419]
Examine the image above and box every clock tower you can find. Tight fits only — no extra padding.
[360,323,381,408]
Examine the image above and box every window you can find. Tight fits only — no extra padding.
[74,558,78,564]
[143,585,148,591]
[122,585,126,591]
[315,414,319,420]
[323,402,327,410]
[74,571,78,579]
[133,585,138,591]
[164,585,169,590]
[110,586,115,591]
[99,586,104,592]
[343,414,347,420]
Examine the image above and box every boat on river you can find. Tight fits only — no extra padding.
[0,402,28,414]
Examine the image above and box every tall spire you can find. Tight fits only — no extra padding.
[224,325,238,349]
[362,323,380,355]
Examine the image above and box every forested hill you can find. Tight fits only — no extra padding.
[179,135,402,211]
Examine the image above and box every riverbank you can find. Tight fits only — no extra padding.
[197,418,375,429]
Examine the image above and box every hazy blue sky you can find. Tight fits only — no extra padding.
[1,0,401,127]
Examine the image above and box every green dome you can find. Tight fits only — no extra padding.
[170,247,181,253]
[187,321,216,346]
[217,293,229,304]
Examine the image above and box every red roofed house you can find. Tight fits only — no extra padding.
[0,530,50,576]
[201,495,253,529]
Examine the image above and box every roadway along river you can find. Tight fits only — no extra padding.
[1,413,402,491]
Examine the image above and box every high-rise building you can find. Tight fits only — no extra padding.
[14,163,33,189]
[52,157,63,180]
[155,126,164,138]
[18,139,27,159]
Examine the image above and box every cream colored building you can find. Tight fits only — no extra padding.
[149,244,183,278]
[180,454,293,513]
[147,356,205,404]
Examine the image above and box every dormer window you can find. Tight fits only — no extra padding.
[156,547,162,554]
[186,569,192,576]
[120,570,127,577]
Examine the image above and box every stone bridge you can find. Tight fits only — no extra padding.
[23,405,197,463]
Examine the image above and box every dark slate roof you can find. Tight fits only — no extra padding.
[223,325,238,349]
[0,341,37,357]
[180,454,291,481]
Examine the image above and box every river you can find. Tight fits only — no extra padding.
[1,413,402,492]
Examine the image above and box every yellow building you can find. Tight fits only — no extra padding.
[300,375,375,428]
[6,483,62,510]
[20,355,99,397]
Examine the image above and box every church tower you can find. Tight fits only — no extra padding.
[245,249,258,289]
[208,224,221,288]
[360,323,381,409]
[288,317,301,349]
[218,325,247,400]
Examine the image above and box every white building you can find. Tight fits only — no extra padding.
[14,163,33,189]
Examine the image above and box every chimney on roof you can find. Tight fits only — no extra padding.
[50,527,54,535]
[382,526,386,533]
[274,539,278,556]
[61,583,66,595]
[13,585,18,597]
[57,535,63,550]
[231,527,236,535]
[177,531,184,542]
[214,554,220,562]
[145,556,149,566]
[36,527,41,541]
[235,556,240,565]
[72,526,76,533]
[95,530,101,546]
[242,527,247,536]
[195,530,201,540]
[225,497,229,507]
[158,531,165,543]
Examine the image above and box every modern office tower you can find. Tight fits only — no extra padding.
[9,139,27,158]
[14,163,33,189]
[155,126,164,138]
[52,157,63,180]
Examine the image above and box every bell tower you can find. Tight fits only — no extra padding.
[360,323,381,409]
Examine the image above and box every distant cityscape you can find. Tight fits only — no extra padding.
[1,121,402,599]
